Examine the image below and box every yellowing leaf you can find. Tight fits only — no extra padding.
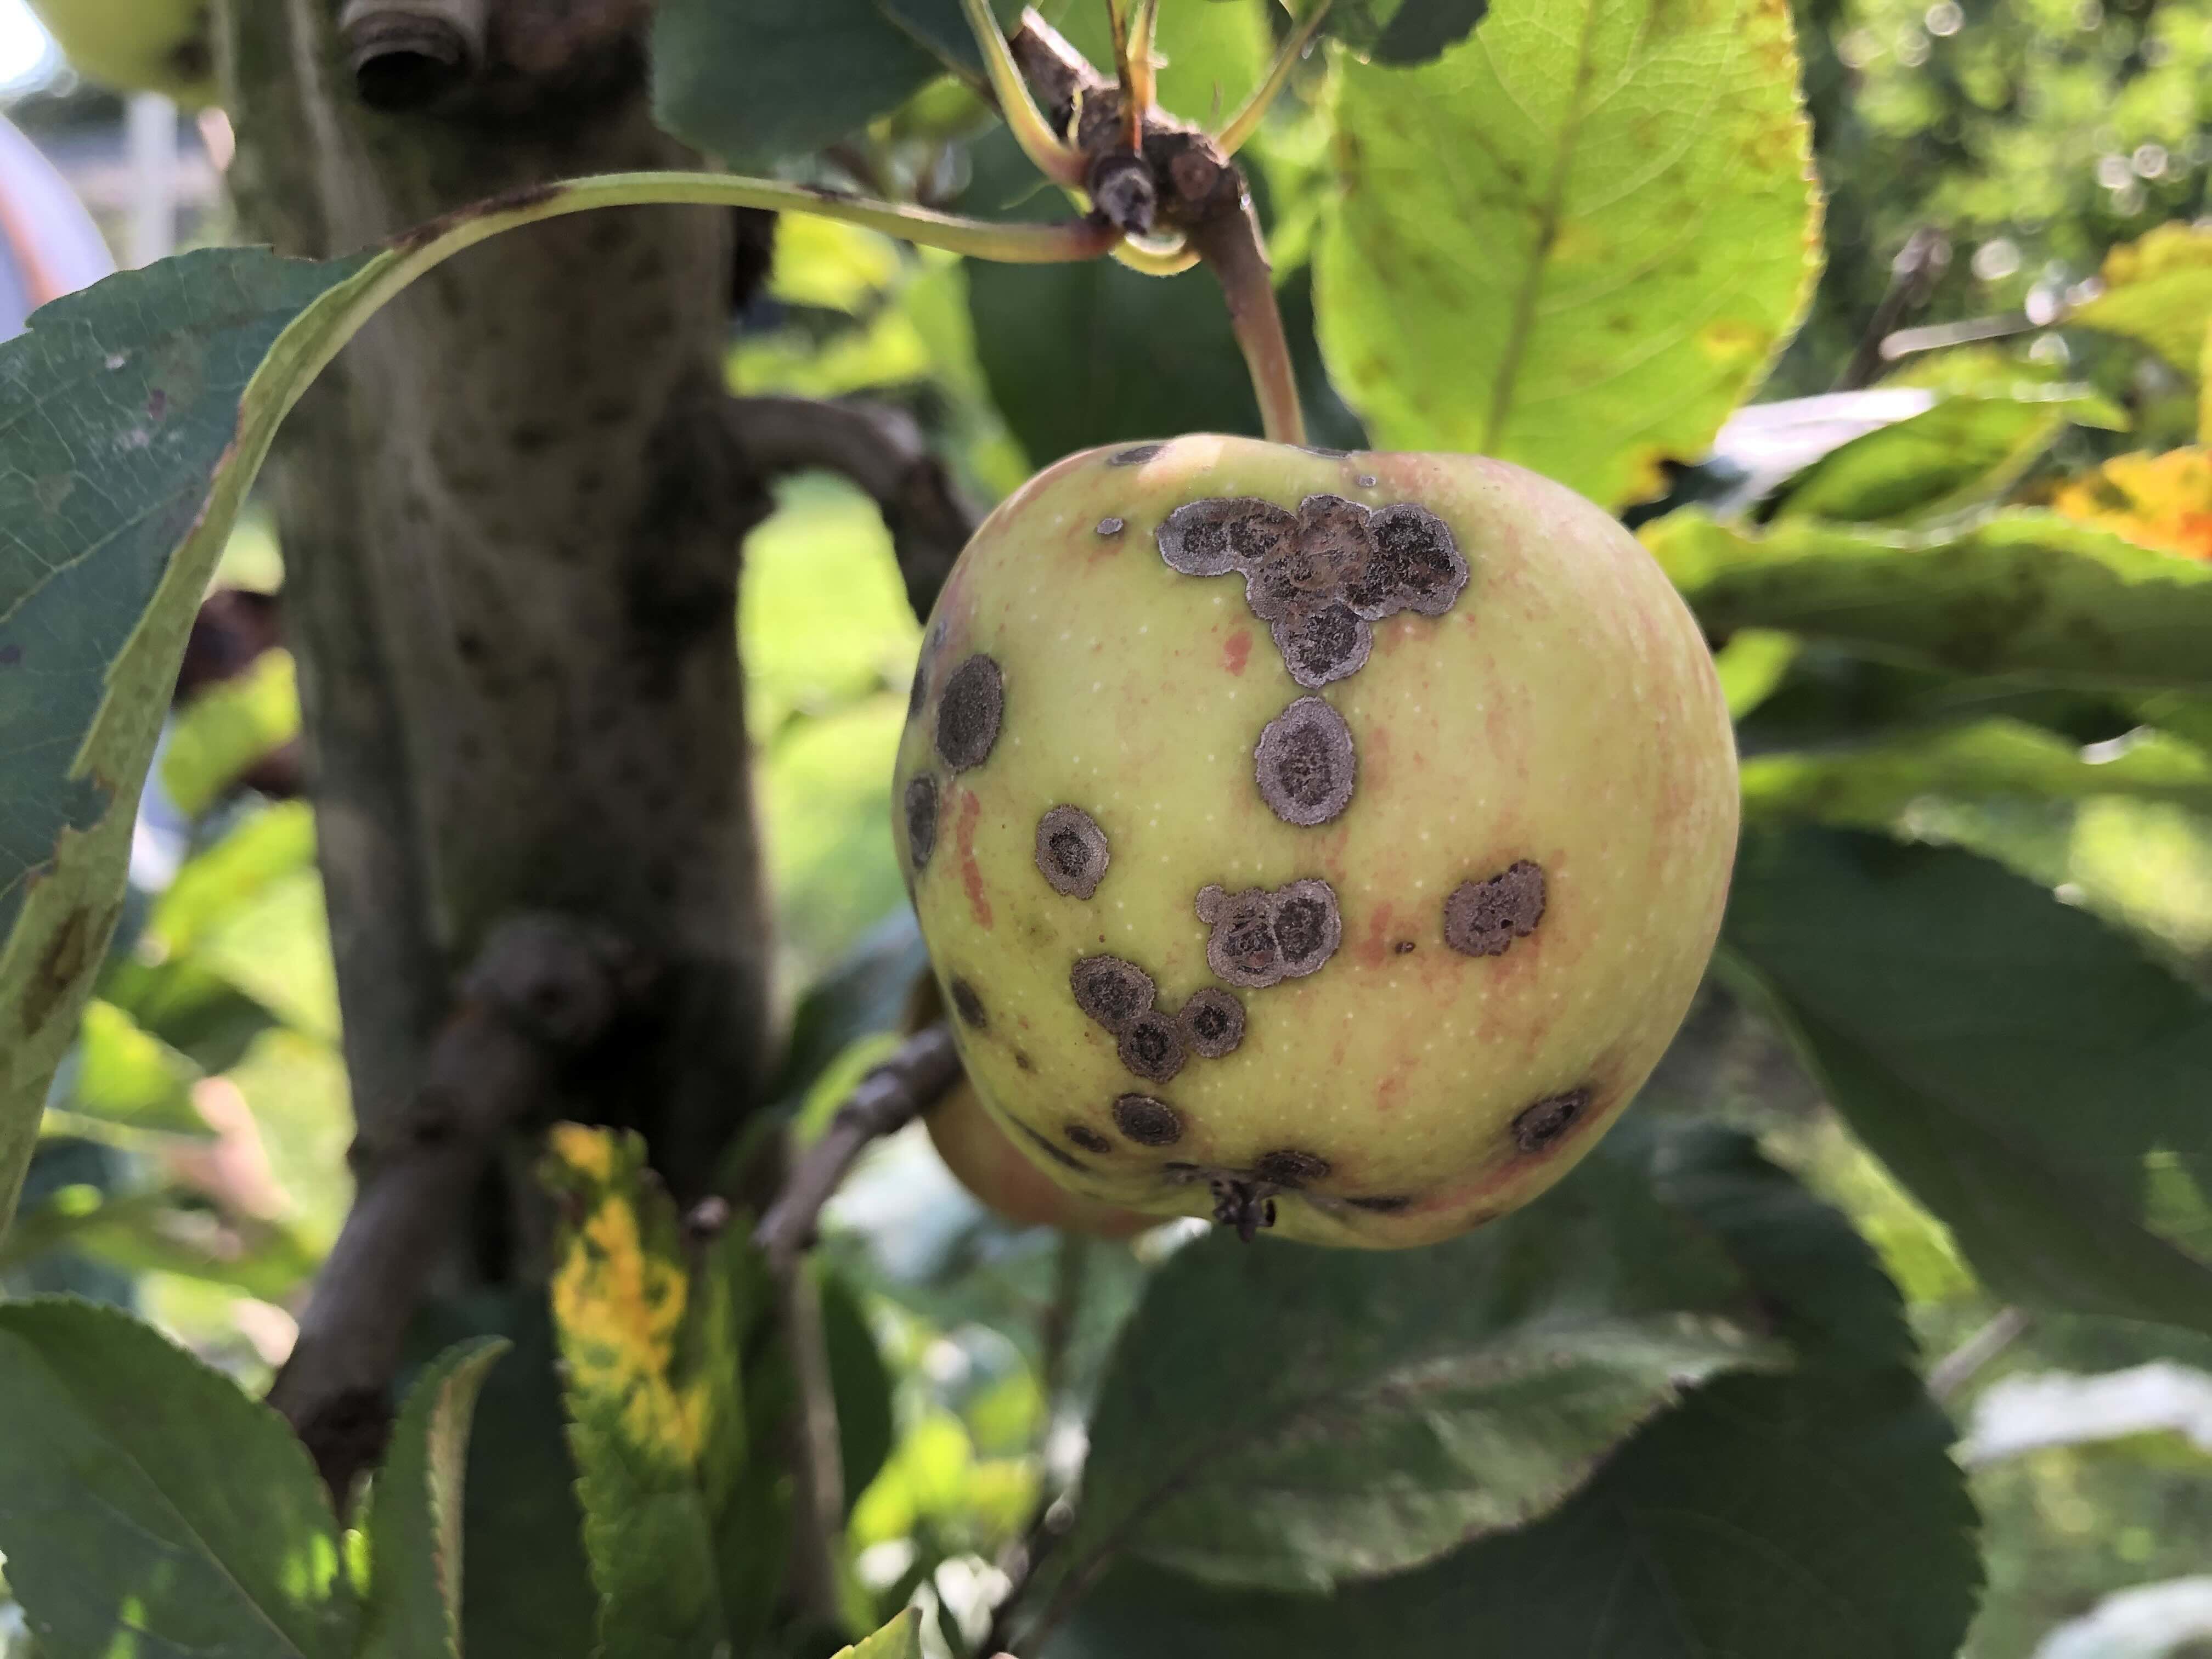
[2070,223,2212,374]
[1318,0,1822,507]
[2050,449,2212,563]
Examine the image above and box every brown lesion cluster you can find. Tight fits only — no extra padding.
[1196,879,1342,989]
[901,649,1005,877]
[1156,492,1468,691]
[1069,953,1243,1088]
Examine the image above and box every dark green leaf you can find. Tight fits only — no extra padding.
[361,1338,510,1659]
[1740,718,2212,828]
[1031,1131,1979,1659]
[1325,0,1491,64]
[1723,827,2212,1331]
[1037,1136,1780,1598]
[1768,391,2125,525]
[0,1297,356,1659]
[821,1265,896,1514]
[1318,0,1820,508]
[651,0,1014,168]
[1647,509,2212,690]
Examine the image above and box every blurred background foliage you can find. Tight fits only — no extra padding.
[10,0,2212,1653]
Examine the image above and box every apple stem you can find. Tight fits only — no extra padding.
[1190,202,1307,447]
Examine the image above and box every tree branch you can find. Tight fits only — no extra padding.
[729,397,983,622]
[753,1022,961,1270]
[267,913,652,1499]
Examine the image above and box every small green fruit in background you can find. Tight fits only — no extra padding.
[893,436,1737,1248]
[26,0,218,106]
[927,1071,1153,1239]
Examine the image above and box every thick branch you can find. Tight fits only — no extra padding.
[268,913,650,1498]
[754,1023,961,1269]
[729,397,981,621]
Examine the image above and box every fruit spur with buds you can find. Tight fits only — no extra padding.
[893,436,1739,1248]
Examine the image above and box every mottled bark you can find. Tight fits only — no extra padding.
[215,0,777,1228]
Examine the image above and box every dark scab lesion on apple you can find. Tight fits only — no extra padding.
[949,975,988,1031]
[1116,1009,1186,1084]
[1018,1119,1094,1172]
[1197,878,1341,989]
[935,654,1004,771]
[1251,1148,1331,1187]
[1512,1087,1590,1154]
[1035,805,1111,899]
[1070,954,1157,1032]
[1254,696,1357,827]
[1112,1092,1185,1146]
[1065,1122,1113,1154]
[1344,1194,1412,1213]
[1107,443,1167,467]
[904,774,939,869]
[1095,516,1126,537]
[1176,988,1246,1058]
[1443,860,1547,957]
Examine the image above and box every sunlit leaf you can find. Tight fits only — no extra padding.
[2069,223,2212,375]
[0,1298,356,1659]
[1318,0,1821,507]
[837,1607,924,1659]
[361,1338,511,1659]
[1646,509,2212,689]
[159,648,301,818]
[2050,447,2212,563]
[544,1125,786,1659]
[1723,827,2212,1334]
[48,997,208,1137]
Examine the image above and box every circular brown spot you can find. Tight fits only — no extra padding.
[1271,603,1372,689]
[1271,879,1342,978]
[1014,1049,1036,1072]
[1157,496,1299,577]
[1112,1093,1184,1146]
[949,975,988,1030]
[1513,1088,1589,1154]
[1096,516,1126,537]
[1108,443,1167,467]
[1070,955,1156,1032]
[1254,696,1357,827]
[904,774,938,868]
[1443,861,1548,958]
[1393,940,1416,955]
[1345,1194,1410,1213]
[1176,988,1246,1058]
[1252,1148,1330,1187]
[1035,805,1110,899]
[935,655,1003,771]
[907,659,928,718]
[1202,887,1283,988]
[1065,1123,1113,1154]
[1116,1011,1184,1084]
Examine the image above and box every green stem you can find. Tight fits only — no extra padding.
[1215,0,1332,157]
[961,0,1091,187]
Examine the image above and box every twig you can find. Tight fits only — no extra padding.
[1214,0,1331,157]
[1928,1305,2032,1403]
[728,396,982,623]
[753,1023,962,1269]
[267,913,651,1499]
[1833,225,1949,391]
[1187,203,1304,446]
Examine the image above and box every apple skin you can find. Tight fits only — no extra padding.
[926,1073,1153,1238]
[892,435,1737,1248]
[26,0,218,105]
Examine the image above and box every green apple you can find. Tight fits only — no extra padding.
[893,436,1737,1248]
[27,0,217,106]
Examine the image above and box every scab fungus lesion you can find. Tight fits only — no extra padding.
[1443,861,1548,957]
[1196,877,1342,989]
[1035,805,1111,899]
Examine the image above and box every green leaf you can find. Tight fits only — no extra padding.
[820,1265,896,1515]
[1768,390,2126,525]
[1323,0,1491,65]
[836,1607,923,1659]
[1711,627,1799,719]
[1031,1129,1979,1659]
[1317,0,1820,508]
[1740,718,2212,829]
[544,1125,786,1659]
[159,647,301,818]
[1722,827,2212,1333]
[0,1297,356,1659]
[770,911,930,1108]
[1037,1133,1781,1599]
[361,1338,511,1659]
[1646,508,2212,690]
[2069,222,2212,375]
[50,996,210,1136]
[651,0,1014,168]
[0,169,1051,1232]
